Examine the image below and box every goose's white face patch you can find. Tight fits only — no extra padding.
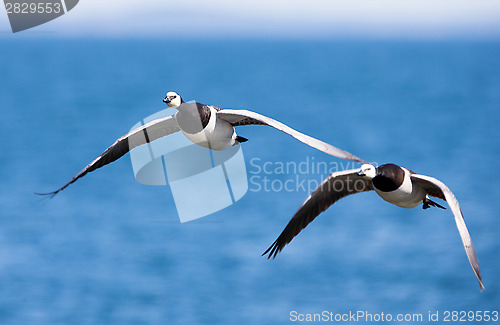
[164,91,182,108]
[359,164,376,178]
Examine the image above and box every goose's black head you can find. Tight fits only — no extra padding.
[372,163,405,192]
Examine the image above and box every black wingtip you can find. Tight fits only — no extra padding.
[262,239,281,260]
[34,190,59,199]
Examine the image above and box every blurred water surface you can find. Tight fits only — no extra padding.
[0,39,499,324]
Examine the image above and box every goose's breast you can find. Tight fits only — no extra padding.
[374,171,426,208]
[177,108,236,150]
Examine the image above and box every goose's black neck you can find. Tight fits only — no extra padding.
[176,102,212,134]
[372,163,405,192]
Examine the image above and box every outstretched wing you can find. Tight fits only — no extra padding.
[263,168,373,259]
[411,174,484,291]
[217,109,365,163]
[36,115,180,196]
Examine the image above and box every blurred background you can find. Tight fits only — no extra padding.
[1,1,499,324]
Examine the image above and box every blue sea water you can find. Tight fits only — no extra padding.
[0,39,499,324]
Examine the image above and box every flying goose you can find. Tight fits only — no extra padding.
[263,163,484,291]
[37,91,364,196]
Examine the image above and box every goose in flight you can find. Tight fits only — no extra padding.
[37,92,364,196]
[263,163,484,291]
